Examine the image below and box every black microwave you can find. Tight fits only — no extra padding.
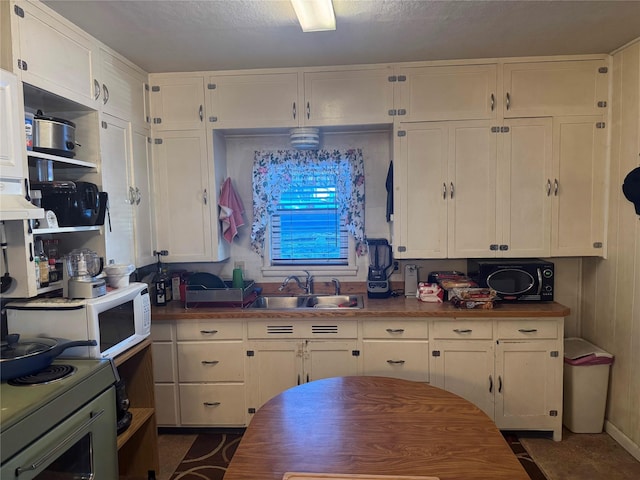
[467,259,554,302]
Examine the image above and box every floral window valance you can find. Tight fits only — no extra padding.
[250,148,365,257]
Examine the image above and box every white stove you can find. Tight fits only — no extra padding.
[0,358,118,477]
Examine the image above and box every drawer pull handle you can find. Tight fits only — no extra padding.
[204,402,221,407]
[386,328,405,334]
[518,328,538,333]
[201,360,219,365]
[453,328,472,334]
[387,360,406,365]
[200,330,219,335]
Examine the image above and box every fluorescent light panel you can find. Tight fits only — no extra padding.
[291,0,336,32]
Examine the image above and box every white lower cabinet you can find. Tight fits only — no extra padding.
[361,318,430,382]
[430,318,563,440]
[151,320,179,426]
[151,319,247,427]
[151,316,563,438]
[246,319,359,415]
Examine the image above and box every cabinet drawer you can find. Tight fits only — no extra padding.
[497,319,559,339]
[179,384,246,426]
[176,320,244,340]
[177,342,244,382]
[247,320,357,339]
[151,320,176,341]
[362,319,428,339]
[362,340,429,382]
[152,342,177,382]
[154,384,179,426]
[432,320,493,339]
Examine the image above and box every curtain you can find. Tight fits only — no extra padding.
[251,148,365,257]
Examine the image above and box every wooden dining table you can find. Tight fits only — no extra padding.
[225,376,530,480]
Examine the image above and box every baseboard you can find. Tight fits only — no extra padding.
[605,420,640,462]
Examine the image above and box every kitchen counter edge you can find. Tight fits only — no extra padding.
[151,297,570,320]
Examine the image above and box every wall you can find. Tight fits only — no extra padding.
[582,40,640,458]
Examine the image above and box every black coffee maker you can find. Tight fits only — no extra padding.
[366,238,393,298]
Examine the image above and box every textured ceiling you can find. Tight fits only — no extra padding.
[41,0,640,73]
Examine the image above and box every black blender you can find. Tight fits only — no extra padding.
[366,238,393,298]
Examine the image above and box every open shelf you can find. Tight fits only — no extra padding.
[28,151,98,170]
[114,338,159,477]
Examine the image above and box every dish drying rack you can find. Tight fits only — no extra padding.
[184,280,257,309]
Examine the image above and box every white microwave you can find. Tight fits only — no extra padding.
[6,283,151,359]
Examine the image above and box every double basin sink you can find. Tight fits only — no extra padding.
[248,294,364,310]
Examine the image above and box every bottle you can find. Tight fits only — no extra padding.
[154,277,167,306]
[162,268,172,302]
[34,255,41,289]
[35,237,49,287]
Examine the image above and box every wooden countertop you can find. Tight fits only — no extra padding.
[224,376,530,480]
[151,295,570,320]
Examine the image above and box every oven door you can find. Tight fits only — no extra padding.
[1,387,117,479]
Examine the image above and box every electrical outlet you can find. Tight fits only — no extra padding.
[393,261,399,271]
[234,261,245,271]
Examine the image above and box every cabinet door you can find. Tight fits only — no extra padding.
[503,60,608,117]
[430,339,495,419]
[12,1,97,107]
[448,121,497,258]
[362,340,429,382]
[246,340,302,412]
[131,126,155,267]
[208,72,299,128]
[498,118,553,257]
[396,64,497,121]
[153,129,214,262]
[494,340,562,435]
[154,384,179,426]
[0,68,24,179]
[551,116,606,256]
[304,340,359,383]
[100,47,147,127]
[100,114,134,265]
[394,122,449,258]
[150,75,205,130]
[303,67,394,126]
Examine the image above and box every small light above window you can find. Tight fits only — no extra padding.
[291,0,336,32]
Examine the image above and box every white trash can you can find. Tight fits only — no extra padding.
[563,337,614,433]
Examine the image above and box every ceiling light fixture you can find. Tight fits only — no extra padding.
[291,0,336,32]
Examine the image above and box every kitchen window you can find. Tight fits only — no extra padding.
[251,149,365,273]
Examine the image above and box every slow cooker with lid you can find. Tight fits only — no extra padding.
[33,109,78,158]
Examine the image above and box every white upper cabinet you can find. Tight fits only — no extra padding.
[131,125,156,267]
[98,46,148,127]
[100,114,134,266]
[302,66,394,126]
[394,64,498,122]
[497,118,553,258]
[10,0,98,108]
[394,120,497,259]
[150,75,206,131]
[551,116,606,256]
[503,59,609,117]
[208,72,299,129]
[0,68,25,180]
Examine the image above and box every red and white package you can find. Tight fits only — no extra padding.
[416,282,444,303]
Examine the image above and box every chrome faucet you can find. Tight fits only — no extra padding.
[331,278,341,295]
[278,270,313,294]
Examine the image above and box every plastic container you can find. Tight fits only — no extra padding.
[104,264,135,289]
[563,337,614,433]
